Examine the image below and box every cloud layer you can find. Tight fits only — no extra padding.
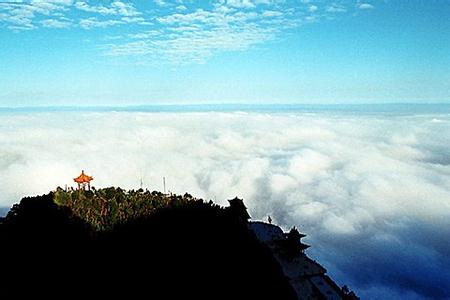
[0,0,377,64]
[1,110,449,299]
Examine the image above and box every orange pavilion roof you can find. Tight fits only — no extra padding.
[74,170,93,183]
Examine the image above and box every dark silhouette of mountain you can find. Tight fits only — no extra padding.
[0,188,358,299]
[1,190,296,299]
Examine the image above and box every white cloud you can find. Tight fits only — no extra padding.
[40,17,71,28]
[175,5,187,11]
[79,17,123,29]
[225,0,255,9]
[111,1,140,17]
[309,5,318,12]
[106,7,281,64]
[103,0,369,65]
[358,3,374,10]
[0,1,378,62]
[74,1,140,16]
[1,111,450,298]
[261,10,282,17]
[154,0,167,7]
[121,16,145,23]
[0,0,141,30]
[0,1,71,30]
[1,111,449,227]
[288,150,332,184]
[75,1,117,15]
[326,3,347,13]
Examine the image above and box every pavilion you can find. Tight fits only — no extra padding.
[74,170,93,190]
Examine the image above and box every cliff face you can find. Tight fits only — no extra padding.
[0,188,357,299]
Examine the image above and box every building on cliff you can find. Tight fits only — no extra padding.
[224,197,358,299]
[249,221,359,300]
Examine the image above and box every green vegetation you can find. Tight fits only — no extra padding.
[54,187,203,231]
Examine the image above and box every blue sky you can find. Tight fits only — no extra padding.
[0,0,449,106]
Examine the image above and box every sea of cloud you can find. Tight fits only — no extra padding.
[1,110,449,299]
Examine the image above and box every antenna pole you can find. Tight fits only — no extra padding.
[163,177,166,194]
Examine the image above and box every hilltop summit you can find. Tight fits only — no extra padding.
[1,188,358,299]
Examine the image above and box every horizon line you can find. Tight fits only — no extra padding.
[1,102,450,109]
[1,102,450,114]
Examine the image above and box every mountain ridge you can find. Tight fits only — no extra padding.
[1,188,358,299]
